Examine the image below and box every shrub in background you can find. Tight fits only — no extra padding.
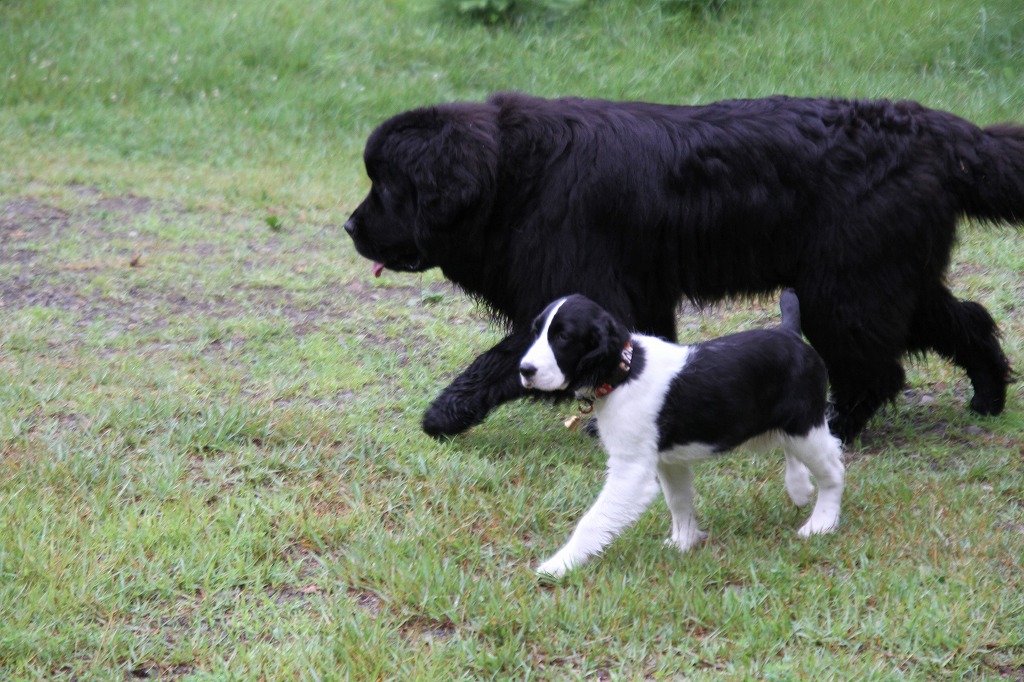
[440,0,731,24]
[439,0,588,24]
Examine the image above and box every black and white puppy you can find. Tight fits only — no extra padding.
[519,291,844,578]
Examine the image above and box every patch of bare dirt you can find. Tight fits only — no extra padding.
[400,614,457,644]
[126,663,196,680]
[348,586,384,615]
[0,189,441,339]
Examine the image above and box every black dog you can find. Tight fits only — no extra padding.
[344,92,1024,442]
[519,291,843,577]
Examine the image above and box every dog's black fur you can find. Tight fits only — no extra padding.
[344,92,1024,442]
[655,291,830,452]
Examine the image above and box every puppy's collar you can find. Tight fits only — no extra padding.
[576,340,634,413]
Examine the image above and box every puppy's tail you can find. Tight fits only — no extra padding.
[956,122,1024,226]
[779,288,802,336]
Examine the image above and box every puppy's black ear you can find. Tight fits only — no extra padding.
[571,310,630,391]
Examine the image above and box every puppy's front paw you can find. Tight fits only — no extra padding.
[664,529,707,553]
[536,554,574,580]
[797,514,840,537]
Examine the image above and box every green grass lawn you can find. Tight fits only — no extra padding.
[1,0,1023,679]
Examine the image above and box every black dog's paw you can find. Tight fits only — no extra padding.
[969,390,1006,417]
[422,407,464,438]
[967,363,1010,417]
[422,395,487,438]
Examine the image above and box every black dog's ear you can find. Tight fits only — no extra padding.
[379,103,500,240]
[570,311,630,391]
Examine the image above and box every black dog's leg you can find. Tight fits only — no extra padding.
[637,306,679,343]
[827,358,907,444]
[797,284,912,444]
[422,330,534,438]
[908,287,1013,416]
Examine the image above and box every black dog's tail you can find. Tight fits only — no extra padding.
[779,288,802,336]
[956,123,1024,225]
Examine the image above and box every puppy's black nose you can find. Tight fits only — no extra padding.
[343,218,356,236]
[519,363,537,380]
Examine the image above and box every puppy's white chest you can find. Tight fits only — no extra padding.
[594,337,690,460]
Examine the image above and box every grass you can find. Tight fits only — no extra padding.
[1,0,1023,679]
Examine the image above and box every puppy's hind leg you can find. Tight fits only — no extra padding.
[783,424,844,537]
[656,460,706,553]
[783,453,814,508]
[536,458,659,578]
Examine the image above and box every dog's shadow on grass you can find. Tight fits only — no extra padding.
[455,413,607,469]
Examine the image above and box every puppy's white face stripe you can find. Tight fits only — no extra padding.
[520,298,568,390]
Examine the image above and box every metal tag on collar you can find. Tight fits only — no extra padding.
[619,341,633,371]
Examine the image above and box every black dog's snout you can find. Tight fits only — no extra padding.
[519,363,538,379]
[343,218,357,236]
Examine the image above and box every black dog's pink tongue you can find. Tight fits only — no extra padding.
[373,262,385,278]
